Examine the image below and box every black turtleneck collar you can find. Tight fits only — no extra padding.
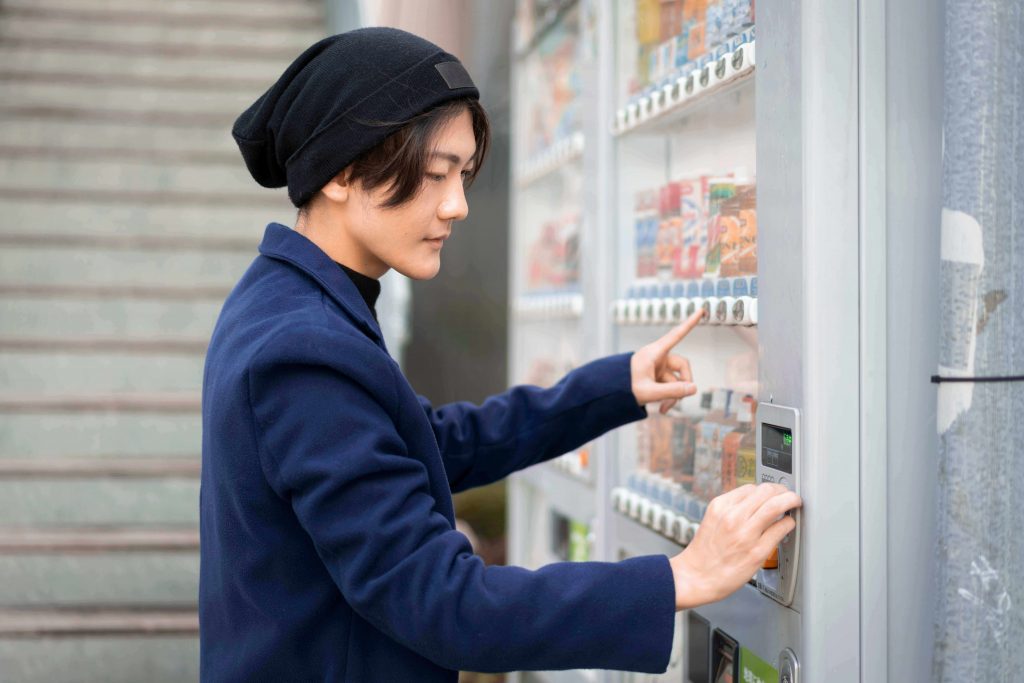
[336,262,381,321]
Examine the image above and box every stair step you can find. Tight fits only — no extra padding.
[0,479,200,525]
[0,158,261,195]
[0,457,200,479]
[0,392,201,414]
[1,12,323,47]
[0,413,201,458]
[0,45,293,82]
[0,67,273,94]
[0,554,199,605]
[0,233,254,253]
[0,336,208,354]
[0,526,199,605]
[0,635,199,682]
[2,80,260,118]
[0,198,288,239]
[1,557,199,606]
[0,352,206,394]
[0,244,252,287]
[0,185,287,209]
[0,527,198,606]
[0,115,242,155]
[3,0,322,23]
[0,144,239,167]
[0,283,231,300]
[0,297,222,338]
[0,35,303,63]
[0,606,198,637]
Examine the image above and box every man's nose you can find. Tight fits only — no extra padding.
[438,185,469,222]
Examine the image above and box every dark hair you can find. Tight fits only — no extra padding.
[299,98,490,213]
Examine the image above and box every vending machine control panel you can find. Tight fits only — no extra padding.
[755,403,801,606]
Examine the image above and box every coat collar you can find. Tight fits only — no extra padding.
[258,222,386,348]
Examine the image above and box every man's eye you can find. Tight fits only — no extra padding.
[427,172,447,182]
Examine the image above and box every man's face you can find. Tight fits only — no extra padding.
[343,109,477,280]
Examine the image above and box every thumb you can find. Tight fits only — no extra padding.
[641,380,697,404]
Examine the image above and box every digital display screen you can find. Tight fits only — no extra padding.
[761,423,793,474]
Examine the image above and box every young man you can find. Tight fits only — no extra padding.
[200,27,800,682]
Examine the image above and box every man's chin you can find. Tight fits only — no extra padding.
[395,258,441,281]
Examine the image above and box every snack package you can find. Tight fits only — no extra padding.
[735,401,758,488]
[657,183,681,280]
[704,178,738,277]
[736,184,758,275]
[676,176,710,279]
[636,0,662,45]
[720,397,752,492]
[694,420,736,500]
[636,418,652,474]
[717,183,755,277]
[671,414,699,490]
[648,412,675,478]
[635,191,648,280]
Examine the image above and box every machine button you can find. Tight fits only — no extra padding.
[778,476,792,489]
[763,547,779,569]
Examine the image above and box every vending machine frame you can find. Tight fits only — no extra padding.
[508,0,941,681]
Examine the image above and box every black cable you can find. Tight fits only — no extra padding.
[930,375,1024,384]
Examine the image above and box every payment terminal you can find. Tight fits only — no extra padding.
[754,403,801,606]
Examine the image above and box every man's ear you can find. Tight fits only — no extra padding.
[320,167,353,204]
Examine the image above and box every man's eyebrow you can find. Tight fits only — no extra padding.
[429,151,474,165]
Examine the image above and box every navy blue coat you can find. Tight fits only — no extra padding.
[200,223,676,681]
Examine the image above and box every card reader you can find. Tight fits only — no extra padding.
[755,403,800,606]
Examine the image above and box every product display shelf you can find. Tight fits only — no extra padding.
[518,463,596,525]
[514,0,580,59]
[613,34,755,137]
[514,291,585,320]
[611,471,703,547]
[516,131,586,187]
[527,667,599,683]
[608,504,686,558]
[547,450,593,484]
[612,294,756,327]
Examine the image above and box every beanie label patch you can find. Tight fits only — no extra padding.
[434,61,475,91]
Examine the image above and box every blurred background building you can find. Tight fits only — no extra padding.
[0,1,510,680]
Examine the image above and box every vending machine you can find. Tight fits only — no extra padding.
[509,1,941,681]
[507,0,599,581]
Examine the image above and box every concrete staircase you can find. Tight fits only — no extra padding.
[0,1,324,679]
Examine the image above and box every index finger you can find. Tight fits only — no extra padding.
[652,307,706,354]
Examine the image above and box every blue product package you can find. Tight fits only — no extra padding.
[732,278,749,297]
[674,34,689,69]
[716,279,731,297]
[686,281,701,297]
[701,280,716,297]
[750,276,758,297]
[705,4,722,53]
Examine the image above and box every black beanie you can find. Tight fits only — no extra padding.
[232,27,480,207]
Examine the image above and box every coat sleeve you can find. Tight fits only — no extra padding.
[248,343,675,675]
[418,352,649,492]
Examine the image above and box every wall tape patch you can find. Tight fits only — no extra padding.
[937,208,984,433]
